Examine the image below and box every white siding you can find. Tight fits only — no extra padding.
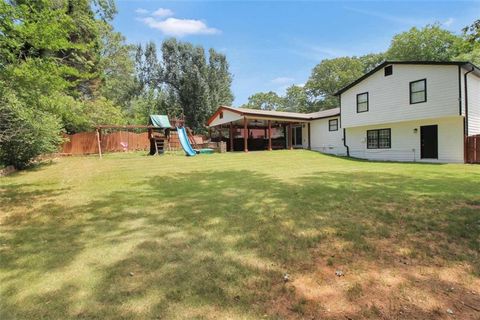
[209,109,243,127]
[308,117,346,155]
[341,65,460,128]
[467,72,480,135]
[346,117,464,163]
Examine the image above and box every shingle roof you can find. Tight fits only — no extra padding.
[207,106,340,126]
[334,61,480,96]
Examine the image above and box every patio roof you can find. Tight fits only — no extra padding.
[207,106,340,127]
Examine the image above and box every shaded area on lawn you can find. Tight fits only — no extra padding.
[1,160,480,319]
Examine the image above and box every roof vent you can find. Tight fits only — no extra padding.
[384,65,393,76]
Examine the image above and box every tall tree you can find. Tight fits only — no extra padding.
[462,19,480,44]
[280,85,312,113]
[161,39,211,132]
[305,57,364,110]
[386,24,463,61]
[455,19,480,65]
[208,48,234,111]
[242,91,283,110]
[98,22,137,110]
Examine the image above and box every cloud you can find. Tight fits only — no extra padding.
[291,44,350,61]
[152,8,174,18]
[271,77,295,85]
[443,17,455,27]
[343,7,427,26]
[135,8,149,15]
[140,17,220,37]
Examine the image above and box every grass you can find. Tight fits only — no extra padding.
[1,150,479,319]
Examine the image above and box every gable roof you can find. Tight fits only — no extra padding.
[207,106,340,126]
[334,61,480,96]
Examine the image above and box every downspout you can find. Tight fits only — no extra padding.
[464,66,474,163]
[343,128,350,157]
[339,93,350,157]
[464,66,474,135]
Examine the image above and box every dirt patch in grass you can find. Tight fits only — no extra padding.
[268,243,480,320]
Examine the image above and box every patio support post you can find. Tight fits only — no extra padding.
[288,123,293,150]
[230,122,234,152]
[243,118,248,152]
[268,120,272,151]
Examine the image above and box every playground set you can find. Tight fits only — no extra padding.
[146,115,214,156]
[60,114,226,157]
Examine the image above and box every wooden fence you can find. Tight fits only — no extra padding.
[465,135,480,164]
[60,131,204,155]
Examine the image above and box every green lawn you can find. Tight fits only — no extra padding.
[1,151,479,319]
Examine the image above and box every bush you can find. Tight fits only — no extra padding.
[0,88,63,169]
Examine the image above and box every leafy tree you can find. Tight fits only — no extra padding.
[242,91,283,110]
[131,39,234,132]
[462,19,480,44]
[280,85,313,113]
[0,0,127,168]
[455,20,480,65]
[386,24,463,61]
[208,48,234,110]
[359,53,386,72]
[305,57,365,109]
[0,85,63,169]
[98,23,137,110]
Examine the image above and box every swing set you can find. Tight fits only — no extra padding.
[94,115,197,158]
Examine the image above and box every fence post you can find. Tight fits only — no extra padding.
[96,128,102,159]
[475,136,478,163]
[465,135,468,163]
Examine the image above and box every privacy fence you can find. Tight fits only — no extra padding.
[465,135,480,164]
[60,131,203,155]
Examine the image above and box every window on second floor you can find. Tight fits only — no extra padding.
[410,79,427,104]
[357,92,369,113]
[219,111,224,119]
[367,128,391,149]
[329,119,338,131]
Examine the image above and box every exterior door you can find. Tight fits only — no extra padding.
[293,126,302,146]
[420,125,438,159]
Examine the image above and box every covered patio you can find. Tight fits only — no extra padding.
[207,106,311,152]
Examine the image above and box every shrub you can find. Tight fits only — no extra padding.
[0,88,63,169]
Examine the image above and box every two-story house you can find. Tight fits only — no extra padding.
[335,61,480,163]
[207,61,479,163]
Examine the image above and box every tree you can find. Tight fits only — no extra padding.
[359,53,386,73]
[98,22,137,110]
[305,57,364,109]
[242,91,283,110]
[462,19,480,44]
[281,85,312,113]
[0,84,63,169]
[455,20,480,65]
[208,48,234,111]
[161,39,211,132]
[386,24,463,61]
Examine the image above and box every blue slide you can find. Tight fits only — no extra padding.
[177,126,197,156]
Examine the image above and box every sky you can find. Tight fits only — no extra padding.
[112,1,480,106]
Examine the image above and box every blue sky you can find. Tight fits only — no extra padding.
[113,1,479,105]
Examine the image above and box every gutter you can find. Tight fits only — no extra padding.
[464,66,475,135]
